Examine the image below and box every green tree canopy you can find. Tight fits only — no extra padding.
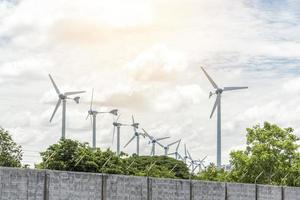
[0,127,22,167]
[37,139,125,174]
[229,122,300,186]
[37,139,189,179]
[194,163,228,182]
[123,155,189,179]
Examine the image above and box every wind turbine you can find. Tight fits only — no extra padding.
[201,67,248,168]
[142,129,170,156]
[194,156,207,173]
[123,115,145,156]
[49,74,85,139]
[86,89,118,149]
[168,140,183,160]
[112,115,130,156]
[157,139,181,156]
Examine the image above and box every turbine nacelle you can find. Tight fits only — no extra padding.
[73,96,80,104]
[109,109,118,116]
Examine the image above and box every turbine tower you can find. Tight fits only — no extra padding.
[112,115,130,156]
[123,115,145,156]
[86,89,118,149]
[201,67,248,168]
[157,139,181,156]
[49,74,85,139]
[142,129,169,156]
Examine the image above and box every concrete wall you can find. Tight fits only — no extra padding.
[103,174,147,200]
[257,185,282,200]
[284,186,300,200]
[150,178,190,200]
[1,167,300,200]
[46,170,102,200]
[0,167,45,200]
[191,180,225,200]
[227,183,255,200]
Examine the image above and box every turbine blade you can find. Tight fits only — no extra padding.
[112,126,116,145]
[168,140,180,147]
[64,91,86,96]
[201,155,208,162]
[168,152,175,156]
[115,114,121,123]
[156,137,170,141]
[49,74,60,94]
[223,86,248,91]
[49,99,61,122]
[201,67,218,89]
[132,115,137,132]
[176,139,181,151]
[142,128,152,140]
[210,94,220,118]
[184,144,187,157]
[124,135,135,148]
[187,150,193,160]
[90,88,94,110]
[156,141,164,148]
[86,113,90,120]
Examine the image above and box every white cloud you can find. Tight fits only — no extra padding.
[0,0,300,167]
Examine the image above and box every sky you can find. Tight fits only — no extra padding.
[0,0,300,167]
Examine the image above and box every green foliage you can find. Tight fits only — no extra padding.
[195,122,300,186]
[194,163,228,182]
[37,139,189,179]
[38,122,300,186]
[123,155,189,179]
[0,127,23,167]
[229,122,300,186]
[37,139,125,174]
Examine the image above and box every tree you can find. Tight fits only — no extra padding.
[37,139,127,174]
[123,155,189,179]
[194,163,228,181]
[229,122,300,186]
[0,127,22,167]
[37,139,190,179]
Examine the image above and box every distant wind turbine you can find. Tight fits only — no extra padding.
[142,129,170,156]
[201,67,248,168]
[123,115,145,156]
[49,74,85,139]
[112,115,130,156]
[86,88,118,149]
[157,139,181,156]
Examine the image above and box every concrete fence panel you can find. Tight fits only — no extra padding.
[227,183,255,200]
[0,167,45,200]
[149,178,190,200]
[283,186,300,200]
[257,185,282,200]
[103,174,147,200]
[191,180,225,200]
[47,170,102,200]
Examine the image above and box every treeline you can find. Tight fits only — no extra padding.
[0,122,300,187]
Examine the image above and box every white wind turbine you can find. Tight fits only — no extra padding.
[112,115,130,156]
[168,140,183,160]
[49,74,85,139]
[157,139,181,156]
[194,156,207,173]
[123,115,145,156]
[201,67,248,168]
[86,89,118,149]
[142,129,170,156]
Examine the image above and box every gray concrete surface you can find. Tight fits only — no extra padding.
[0,167,300,200]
